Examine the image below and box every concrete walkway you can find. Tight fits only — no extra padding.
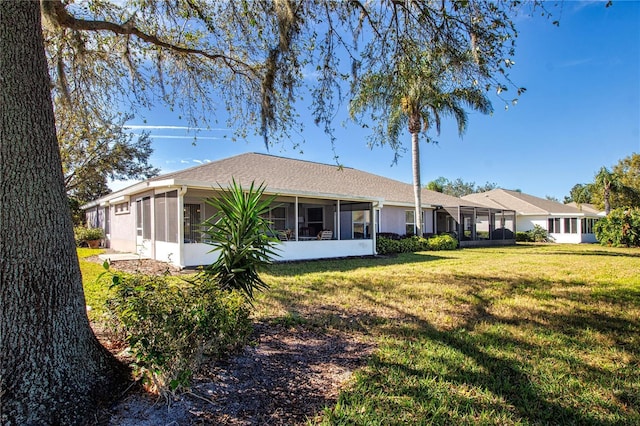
[98,253,151,261]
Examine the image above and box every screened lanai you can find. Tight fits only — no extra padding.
[435,206,516,247]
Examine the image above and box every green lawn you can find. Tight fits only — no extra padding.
[78,247,109,321]
[255,244,640,425]
[81,244,640,424]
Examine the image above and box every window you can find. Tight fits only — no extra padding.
[564,217,578,234]
[352,210,370,239]
[405,210,415,235]
[581,218,598,234]
[114,202,129,214]
[184,203,202,243]
[548,218,560,233]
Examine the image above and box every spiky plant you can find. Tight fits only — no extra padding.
[198,179,279,302]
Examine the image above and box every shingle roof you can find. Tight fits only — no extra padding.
[146,152,475,207]
[462,189,585,215]
[566,202,605,215]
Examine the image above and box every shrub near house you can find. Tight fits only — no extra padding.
[595,207,640,247]
[376,234,458,255]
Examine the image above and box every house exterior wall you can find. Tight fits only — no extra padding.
[178,239,375,267]
[516,216,547,232]
[155,241,180,264]
[519,215,597,244]
[378,205,434,236]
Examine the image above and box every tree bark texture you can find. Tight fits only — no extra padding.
[411,129,423,236]
[0,3,126,424]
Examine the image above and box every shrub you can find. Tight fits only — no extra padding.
[104,267,252,397]
[528,225,549,242]
[198,179,279,302]
[377,236,401,255]
[377,234,457,254]
[397,235,426,253]
[74,226,104,246]
[515,231,530,242]
[426,234,458,250]
[595,207,640,247]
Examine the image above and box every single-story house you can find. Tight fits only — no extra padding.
[462,189,602,243]
[83,153,516,267]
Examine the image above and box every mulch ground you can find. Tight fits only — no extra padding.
[92,258,375,425]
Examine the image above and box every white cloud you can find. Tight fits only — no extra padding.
[557,58,593,68]
[125,125,228,131]
[143,135,224,140]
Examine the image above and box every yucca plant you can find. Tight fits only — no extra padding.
[198,179,279,302]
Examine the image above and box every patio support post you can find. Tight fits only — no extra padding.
[473,208,477,241]
[371,202,376,254]
[177,186,187,267]
[294,196,299,241]
[336,200,341,240]
[457,206,462,243]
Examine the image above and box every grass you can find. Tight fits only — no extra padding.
[78,247,110,321]
[80,243,640,424]
[253,244,640,425]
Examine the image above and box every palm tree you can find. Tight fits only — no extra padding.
[350,46,492,236]
[594,167,622,215]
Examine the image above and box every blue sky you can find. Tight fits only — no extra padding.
[121,1,639,201]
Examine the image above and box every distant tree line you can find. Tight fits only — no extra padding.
[426,177,499,197]
[564,153,640,214]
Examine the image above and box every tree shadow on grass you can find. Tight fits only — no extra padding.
[270,271,639,424]
[534,250,640,259]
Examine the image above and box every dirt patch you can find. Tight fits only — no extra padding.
[91,258,375,425]
[87,255,187,276]
[97,324,373,425]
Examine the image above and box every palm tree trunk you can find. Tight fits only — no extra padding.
[411,130,422,236]
[604,183,611,215]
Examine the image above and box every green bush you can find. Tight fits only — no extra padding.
[397,235,426,253]
[74,225,104,246]
[516,226,550,243]
[376,236,401,255]
[426,234,458,250]
[595,207,640,247]
[377,234,457,254]
[104,267,252,396]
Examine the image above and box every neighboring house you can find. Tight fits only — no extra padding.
[463,189,602,243]
[83,153,515,267]
[566,202,607,218]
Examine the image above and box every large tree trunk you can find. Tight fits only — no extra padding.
[0,3,126,424]
[411,130,423,236]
